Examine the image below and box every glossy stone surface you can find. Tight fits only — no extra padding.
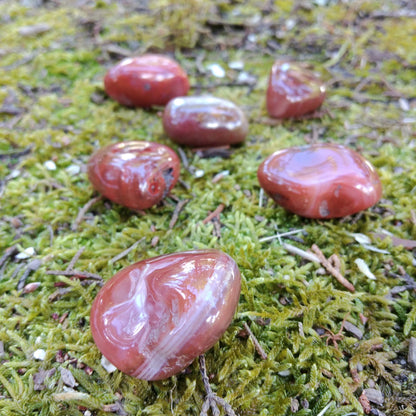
[90,249,241,380]
[104,54,190,107]
[163,96,248,147]
[87,141,180,210]
[257,143,382,219]
[266,61,326,118]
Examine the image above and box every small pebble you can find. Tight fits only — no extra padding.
[237,71,256,84]
[22,282,41,294]
[66,164,80,176]
[194,169,205,178]
[228,61,244,70]
[16,247,36,260]
[18,23,51,37]
[8,169,21,179]
[207,63,225,78]
[101,356,117,373]
[343,321,363,340]
[350,233,372,245]
[33,349,46,361]
[44,160,57,170]
[285,18,296,30]
[364,388,384,406]
[59,367,78,388]
[355,258,376,280]
[399,98,410,111]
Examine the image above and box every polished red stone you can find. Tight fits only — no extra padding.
[90,249,241,380]
[87,141,180,210]
[162,96,248,147]
[104,54,190,107]
[266,61,326,118]
[257,143,382,218]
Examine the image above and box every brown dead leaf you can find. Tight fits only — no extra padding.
[372,232,416,249]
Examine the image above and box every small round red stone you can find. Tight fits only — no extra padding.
[104,54,190,107]
[257,143,382,219]
[266,60,326,118]
[90,249,241,381]
[163,96,248,147]
[87,141,180,210]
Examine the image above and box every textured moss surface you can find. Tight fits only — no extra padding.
[0,1,415,415]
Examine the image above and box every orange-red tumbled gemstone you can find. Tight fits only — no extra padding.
[266,60,326,118]
[90,250,241,381]
[257,143,382,219]
[163,96,248,147]
[104,54,190,107]
[87,141,180,210]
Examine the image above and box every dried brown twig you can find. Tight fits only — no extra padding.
[46,246,103,282]
[71,196,102,231]
[199,355,237,416]
[46,269,102,280]
[169,199,189,229]
[242,322,268,360]
[311,244,355,292]
[17,259,42,291]
[109,237,145,264]
[320,314,350,350]
[0,245,18,269]
[67,247,85,270]
[202,204,225,225]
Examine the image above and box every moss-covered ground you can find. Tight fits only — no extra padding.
[0,0,415,415]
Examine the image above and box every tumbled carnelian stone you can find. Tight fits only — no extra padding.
[163,96,248,147]
[257,143,382,219]
[266,60,326,118]
[90,249,241,381]
[104,54,190,107]
[87,141,180,210]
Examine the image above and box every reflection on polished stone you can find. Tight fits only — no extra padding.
[90,250,241,380]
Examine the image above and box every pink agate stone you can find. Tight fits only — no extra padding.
[87,141,180,210]
[104,54,190,107]
[266,60,326,118]
[163,96,248,147]
[90,250,241,380]
[257,143,382,219]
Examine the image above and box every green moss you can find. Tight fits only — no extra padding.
[0,0,415,415]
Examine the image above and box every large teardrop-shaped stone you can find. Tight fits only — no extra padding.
[90,250,241,380]
[257,143,382,218]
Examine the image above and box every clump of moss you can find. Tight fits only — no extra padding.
[0,0,415,415]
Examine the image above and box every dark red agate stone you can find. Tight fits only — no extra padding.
[257,143,382,219]
[90,249,241,381]
[104,54,190,107]
[162,96,248,147]
[266,60,326,118]
[87,141,180,210]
